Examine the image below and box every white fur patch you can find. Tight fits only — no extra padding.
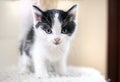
[52,13,62,36]
[19,52,32,74]
[20,0,33,40]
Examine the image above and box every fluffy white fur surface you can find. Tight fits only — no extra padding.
[0,66,107,82]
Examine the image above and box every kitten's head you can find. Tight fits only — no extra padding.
[32,5,78,46]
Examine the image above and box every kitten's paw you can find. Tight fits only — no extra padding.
[58,72,68,76]
[19,68,31,75]
[48,72,60,77]
[36,73,49,78]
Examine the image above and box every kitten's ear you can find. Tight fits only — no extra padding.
[67,4,78,20]
[32,5,43,25]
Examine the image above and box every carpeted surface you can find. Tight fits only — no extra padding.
[0,66,107,82]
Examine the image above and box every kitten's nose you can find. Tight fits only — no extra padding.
[54,38,60,43]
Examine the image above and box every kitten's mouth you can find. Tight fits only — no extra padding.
[54,42,60,45]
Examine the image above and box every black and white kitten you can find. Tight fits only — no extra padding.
[20,3,78,78]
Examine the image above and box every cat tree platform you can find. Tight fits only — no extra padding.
[0,66,107,82]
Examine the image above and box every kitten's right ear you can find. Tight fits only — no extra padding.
[32,5,43,25]
[67,4,78,21]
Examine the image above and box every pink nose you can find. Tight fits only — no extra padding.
[54,38,60,43]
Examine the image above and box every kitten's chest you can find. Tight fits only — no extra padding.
[46,46,66,61]
[32,42,68,61]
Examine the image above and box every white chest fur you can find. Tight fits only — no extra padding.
[31,39,70,77]
[31,39,70,62]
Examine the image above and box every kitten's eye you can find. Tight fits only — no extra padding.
[61,29,67,34]
[45,29,52,34]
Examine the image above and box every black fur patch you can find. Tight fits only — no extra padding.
[20,27,34,57]
[35,8,76,36]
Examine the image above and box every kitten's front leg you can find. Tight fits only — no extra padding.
[33,57,49,78]
[19,52,33,74]
[55,59,67,76]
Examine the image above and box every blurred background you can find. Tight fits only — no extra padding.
[0,0,108,77]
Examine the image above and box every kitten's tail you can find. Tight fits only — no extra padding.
[20,0,33,40]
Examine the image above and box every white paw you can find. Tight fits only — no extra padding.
[19,67,31,74]
[48,72,60,77]
[35,72,49,78]
[58,71,68,76]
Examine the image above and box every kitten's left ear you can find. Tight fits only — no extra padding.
[32,5,44,25]
[67,4,79,20]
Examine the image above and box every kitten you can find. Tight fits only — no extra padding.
[19,4,78,78]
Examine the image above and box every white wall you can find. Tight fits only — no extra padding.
[0,1,20,67]
[0,0,108,76]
